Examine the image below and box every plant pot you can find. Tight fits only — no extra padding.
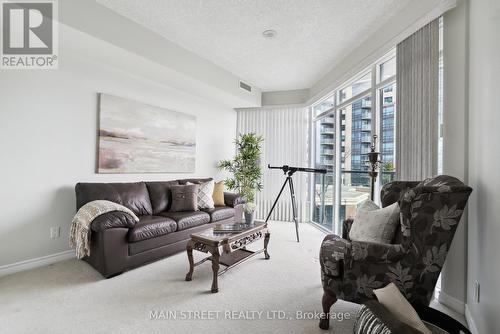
[244,211,255,225]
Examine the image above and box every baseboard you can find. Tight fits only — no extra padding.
[437,290,466,315]
[0,250,75,278]
[465,304,480,334]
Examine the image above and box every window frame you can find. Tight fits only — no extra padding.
[309,49,397,233]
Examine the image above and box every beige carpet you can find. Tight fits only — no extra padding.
[0,221,360,334]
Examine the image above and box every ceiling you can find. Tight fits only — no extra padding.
[96,0,412,92]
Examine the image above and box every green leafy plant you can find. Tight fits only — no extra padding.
[382,161,395,171]
[218,133,264,211]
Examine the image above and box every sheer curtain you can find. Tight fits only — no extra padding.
[396,18,440,180]
[236,106,309,222]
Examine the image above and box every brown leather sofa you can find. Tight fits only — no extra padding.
[75,178,244,278]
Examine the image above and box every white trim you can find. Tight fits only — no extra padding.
[0,250,75,278]
[235,102,306,111]
[307,0,457,106]
[437,290,466,315]
[465,304,480,334]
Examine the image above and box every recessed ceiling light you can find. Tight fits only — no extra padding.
[262,29,277,39]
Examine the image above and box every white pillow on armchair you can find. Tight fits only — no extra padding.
[349,200,400,244]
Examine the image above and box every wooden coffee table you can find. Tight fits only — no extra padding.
[185,221,270,293]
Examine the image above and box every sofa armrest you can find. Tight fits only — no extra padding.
[90,211,136,232]
[320,234,407,278]
[223,192,246,207]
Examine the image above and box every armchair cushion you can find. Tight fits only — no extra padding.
[90,211,137,232]
[349,200,400,244]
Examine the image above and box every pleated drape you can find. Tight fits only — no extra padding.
[396,19,440,180]
[236,106,309,222]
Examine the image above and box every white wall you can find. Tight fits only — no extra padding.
[466,0,500,332]
[439,0,469,312]
[0,24,236,267]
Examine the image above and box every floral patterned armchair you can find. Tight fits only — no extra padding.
[318,175,472,330]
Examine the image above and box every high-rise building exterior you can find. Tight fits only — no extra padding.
[313,82,396,227]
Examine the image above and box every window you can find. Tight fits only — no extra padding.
[379,56,396,82]
[310,50,396,233]
[338,72,371,104]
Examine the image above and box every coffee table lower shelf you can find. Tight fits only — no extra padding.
[194,248,266,276]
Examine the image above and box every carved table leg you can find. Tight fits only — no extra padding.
[210,247,220,293]
[319,290,337,330]
[185,240,194,281]
[264,232,270,259]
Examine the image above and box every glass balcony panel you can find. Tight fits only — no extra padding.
[380,83,396,185]
[313,112,336,230]
[338,95,372,221]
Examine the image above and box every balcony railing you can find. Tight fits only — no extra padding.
[321,126,335,134]
[361,124,371,131]
[361,111,371,120]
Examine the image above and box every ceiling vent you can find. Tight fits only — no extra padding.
[239,81,252,93]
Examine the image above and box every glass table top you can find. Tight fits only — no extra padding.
[192,221,266,242]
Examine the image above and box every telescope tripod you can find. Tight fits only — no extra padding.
[264,171,300,242]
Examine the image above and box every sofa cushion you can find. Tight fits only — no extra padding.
[159,211,210,231]
[203,206,235,222]
[177,177,213,185]
[187,180,215,209]
[212,181,225,206]
[110,182,153,216]
[128,215,177,242]
[146,181,179,214]
[75,182,153,216]
[170,184,199,212]
[76,183,122,211]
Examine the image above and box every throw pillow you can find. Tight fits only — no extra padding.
[373,283,432,334]
[170,184,199,212]
[354,300,424,334]
[212,181,225,206]
[349,200,400,244]
[187,180,215,209]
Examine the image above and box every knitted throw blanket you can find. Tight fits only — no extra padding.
[69,200,139,259]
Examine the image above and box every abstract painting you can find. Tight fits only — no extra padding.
[98,93,196,173]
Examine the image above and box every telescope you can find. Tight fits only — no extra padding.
[268,164,327,175]
[265,164,327,242]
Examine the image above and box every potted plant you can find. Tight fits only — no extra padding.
[218,133,264,225]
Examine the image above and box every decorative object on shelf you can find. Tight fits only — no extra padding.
[98,93,196,173]
[366,135,382,201]
[218,133,264,224]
